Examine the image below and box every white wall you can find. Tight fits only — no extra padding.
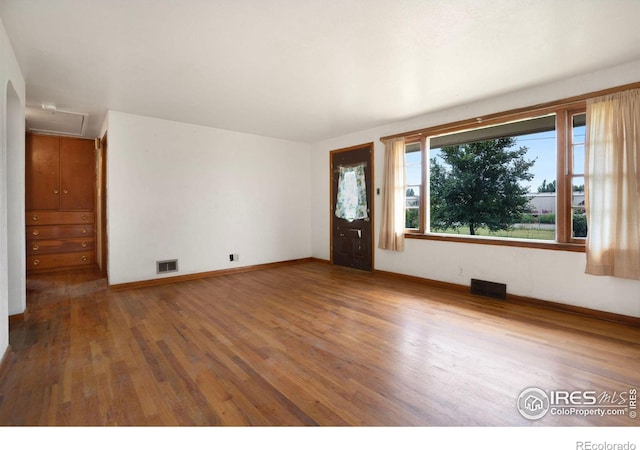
[311,60,640,318]
[107,111,311,285]
[0,17,26,361]
[6,81,25,316]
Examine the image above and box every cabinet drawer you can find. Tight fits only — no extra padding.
[27,225,95,239]
[27,237,95,256]
[26,211,94,225]
[28,251,95,271]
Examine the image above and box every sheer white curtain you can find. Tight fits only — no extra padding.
[378,137,406,251]
[585,89,640,280]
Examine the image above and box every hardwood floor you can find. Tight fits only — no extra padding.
[1,261,638,426]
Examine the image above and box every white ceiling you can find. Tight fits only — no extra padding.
[2,0,640,142]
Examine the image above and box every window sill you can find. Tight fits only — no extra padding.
[404,232,585,253]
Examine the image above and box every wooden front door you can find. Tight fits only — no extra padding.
[331,143,373,271]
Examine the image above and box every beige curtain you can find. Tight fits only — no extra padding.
[585,89,640,280]
[379,137,406,251]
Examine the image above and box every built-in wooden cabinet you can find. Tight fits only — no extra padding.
[26,133,96,273]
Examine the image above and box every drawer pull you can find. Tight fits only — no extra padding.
[63,189,69,194]
[81,242,87,248]
[81,214,88,220]
[81,229,87,234]
[32,244,40,251]
[32,214,39,221]
[81,256,88,261]
[32,229,40,236]
[33,259,40,266]
[53,189,59,194]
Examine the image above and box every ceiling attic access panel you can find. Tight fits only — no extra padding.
[26,107,88,137]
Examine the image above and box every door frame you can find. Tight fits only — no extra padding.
[329,142,374,270]
[98,133,108,276]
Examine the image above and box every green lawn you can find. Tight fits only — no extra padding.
[434,226,555,240]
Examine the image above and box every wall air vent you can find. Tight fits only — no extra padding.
[26,106,88,136]
[157,259,178,274]
[470,278,507,300]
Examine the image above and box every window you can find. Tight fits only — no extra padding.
[404,142,421,229]
[569,112,587,240]
[403,106,586,249]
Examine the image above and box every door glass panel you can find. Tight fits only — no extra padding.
[335,164,368,222]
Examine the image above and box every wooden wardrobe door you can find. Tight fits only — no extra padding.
[26,134,61,210]
[60,137,95,211]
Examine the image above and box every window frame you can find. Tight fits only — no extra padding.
[403,104,587,252]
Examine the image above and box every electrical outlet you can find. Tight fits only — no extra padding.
[229,254,234,262]
[458,266,464,277]
[229,254,239,262]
